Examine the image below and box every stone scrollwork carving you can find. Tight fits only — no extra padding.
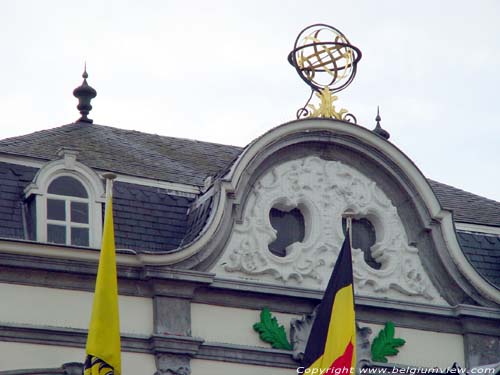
[155,354,191,375]
[290,307,318,361]
[214,156,446,305]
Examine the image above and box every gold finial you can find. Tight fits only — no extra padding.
[288,24,362,122]
[307,87,348,120]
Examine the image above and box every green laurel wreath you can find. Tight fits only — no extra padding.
[253,307,292,350]
[371,321,406,363]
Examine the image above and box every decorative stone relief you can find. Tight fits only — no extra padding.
[62,362,84,375]
[213,156,446,305]
[155,354,191,375]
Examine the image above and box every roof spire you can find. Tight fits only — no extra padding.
[372,106,390,140]
[73,64,97,124]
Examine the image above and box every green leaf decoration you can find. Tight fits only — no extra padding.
[371,321,406,363]
[253,307,292,350]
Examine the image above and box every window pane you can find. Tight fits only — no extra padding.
[71,227,89,247]
[47,224,66,244]
[48,176,88,198]
[71,202,89,223]
[47,199,65,220]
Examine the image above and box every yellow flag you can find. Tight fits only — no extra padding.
[84,194,121,375]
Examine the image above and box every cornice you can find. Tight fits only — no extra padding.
[0,322,296,368]
[197,342,296,368]
[455,223,500,236]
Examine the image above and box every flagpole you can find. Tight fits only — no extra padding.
[342,210,354,247]
[102,172,117,200]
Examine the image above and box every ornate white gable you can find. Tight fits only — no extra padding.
[213,156,447,305]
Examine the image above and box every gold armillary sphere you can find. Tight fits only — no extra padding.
[288,24,362,121]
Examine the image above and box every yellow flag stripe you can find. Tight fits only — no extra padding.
[85,197,121,375]
[323,284,356,367]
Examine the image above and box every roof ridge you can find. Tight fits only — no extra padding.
[428,178,500,205]
[0,122,244,150]
[0,123,78,144]
[99,123,243,149]
[0,122,244,187]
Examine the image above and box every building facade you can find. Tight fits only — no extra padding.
[0,107,499,374]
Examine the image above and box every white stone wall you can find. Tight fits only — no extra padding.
[360,323,465,368]
[0,283,153,334]
[191,359,293,375]
[192,303,466,369]
[0,342,156,374]
[191,303,298,347]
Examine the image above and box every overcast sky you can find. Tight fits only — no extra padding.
[3,1,500,202]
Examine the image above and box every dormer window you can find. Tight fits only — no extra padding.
[24,149,105,248]
[46,176,91,246]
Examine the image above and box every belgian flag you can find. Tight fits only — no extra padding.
[302,231,356,373]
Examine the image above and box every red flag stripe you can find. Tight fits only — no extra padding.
[327,339,354,372]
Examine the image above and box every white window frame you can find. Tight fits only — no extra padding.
[24,149,106,248]
[46,177,91,246]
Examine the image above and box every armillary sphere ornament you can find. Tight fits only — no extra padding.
[288,24,362,122]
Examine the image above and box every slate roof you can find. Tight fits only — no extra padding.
[428,180,500,227]
[113,182,194,251]
[0,123,242,187]
[0,163,37,239]
[0,162,196,252]
[457,231,500,288]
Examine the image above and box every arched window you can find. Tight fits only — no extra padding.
[46,176,91,246]
[24,149,105,248]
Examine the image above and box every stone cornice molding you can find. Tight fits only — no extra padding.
[143,267,215,298]
[197,342,297,368]
[149,334,204,356]
[0,323,296,368]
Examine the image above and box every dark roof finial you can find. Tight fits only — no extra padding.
[73,64,97,124]
[83,62,88,79]
[372,106,390,140]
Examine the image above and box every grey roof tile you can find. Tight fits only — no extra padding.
[428,179,500,227]
[112,181,194,251]
[0,162,37,240]
[0,123,242,187]
[457,230,500,288]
